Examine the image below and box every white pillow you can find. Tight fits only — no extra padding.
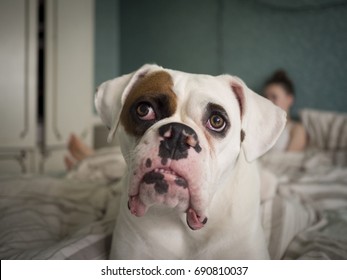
[300,109,347,150]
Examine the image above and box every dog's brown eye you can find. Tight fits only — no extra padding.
[136,103,149,116]
[136,102,156,121]
[206,114,226,132]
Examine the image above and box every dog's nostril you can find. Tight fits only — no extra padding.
[186,135,198,148]
[163,128,172,139]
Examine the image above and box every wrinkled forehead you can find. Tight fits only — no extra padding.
[125,69,235,109]
[167,69,234,105]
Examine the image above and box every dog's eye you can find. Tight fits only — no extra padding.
[136,102,156,121]
[206,113,226,132]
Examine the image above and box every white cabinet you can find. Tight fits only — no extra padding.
[0,0,94,175]
[0,0,37,149]
[0,0,37,175]
[45,0,94,147]
[42,0,94,173]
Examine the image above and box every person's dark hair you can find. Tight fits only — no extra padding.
[264,70,295,96]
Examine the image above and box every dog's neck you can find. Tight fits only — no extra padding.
[208,150,261,229]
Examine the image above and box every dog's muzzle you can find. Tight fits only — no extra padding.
[128,122,208,230]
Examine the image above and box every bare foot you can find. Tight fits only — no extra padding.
[65,134,94,170]
[68,134,93,160]
[64,155,75,171]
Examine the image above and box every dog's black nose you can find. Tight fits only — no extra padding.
[158,122,202,164]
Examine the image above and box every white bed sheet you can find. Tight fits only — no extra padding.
[0,146,346,259]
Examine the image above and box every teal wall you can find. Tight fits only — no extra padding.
[95,0,347,116]
[222,0,347,116]
[94,0,120,86]
[119,0,221,75]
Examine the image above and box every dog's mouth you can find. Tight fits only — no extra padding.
[128,166,207,230]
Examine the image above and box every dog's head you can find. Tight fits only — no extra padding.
[95,64,286,230]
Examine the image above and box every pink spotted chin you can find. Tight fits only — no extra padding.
[127,168,208,230]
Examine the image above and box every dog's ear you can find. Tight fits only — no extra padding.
[221,75,287,162]
[95,64,163,142]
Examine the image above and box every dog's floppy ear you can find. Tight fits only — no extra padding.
[95,64,163,142]
[221,75,286,162]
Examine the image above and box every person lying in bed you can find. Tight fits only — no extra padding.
[263,70,308,152]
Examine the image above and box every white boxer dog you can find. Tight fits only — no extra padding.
[95,64,286,259]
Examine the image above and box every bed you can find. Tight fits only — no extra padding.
[0,109,346,259]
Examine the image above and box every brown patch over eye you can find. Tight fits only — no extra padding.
[120,71,177,137]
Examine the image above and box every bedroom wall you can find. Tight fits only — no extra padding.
[119,0,221,75]
[221,0,347,116]
[95,0,120,86]
[95,0,347,117]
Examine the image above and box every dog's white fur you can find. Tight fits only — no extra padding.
[95,64,286,259]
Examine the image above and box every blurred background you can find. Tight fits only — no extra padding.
[100,0,347,115]
[1,0,347,175]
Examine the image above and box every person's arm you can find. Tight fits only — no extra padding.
[286,123,307,152]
